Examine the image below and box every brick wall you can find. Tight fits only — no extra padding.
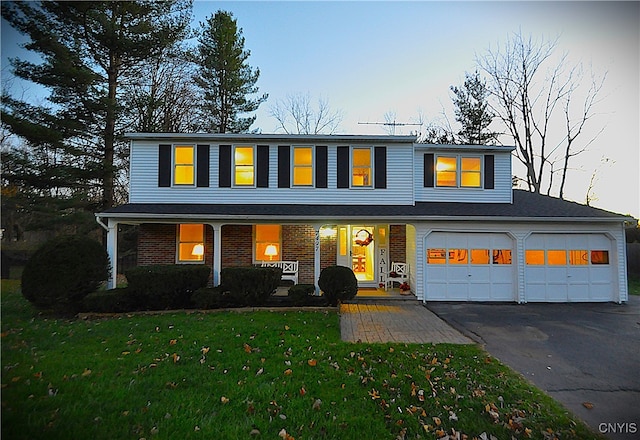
[282,225,315,284]
[221,224,253,268]
[389,224,406,264]
[137,223,213,277]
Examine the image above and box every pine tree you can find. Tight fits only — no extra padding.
[450,70,499,145]
[195,10,268,133]
[1,0,192,217]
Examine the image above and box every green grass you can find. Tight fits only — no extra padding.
[1,280,602,440]
[628,274,640,295]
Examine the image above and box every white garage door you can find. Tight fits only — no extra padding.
[525,233,614,302]
[425,232,515,301]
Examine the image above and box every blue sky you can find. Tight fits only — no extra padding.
[2,1,639,218]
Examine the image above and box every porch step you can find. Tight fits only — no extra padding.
[344,295,419,304]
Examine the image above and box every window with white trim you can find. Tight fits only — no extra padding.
[234,146,255,186]
[174,145,195,185]
[177,224,204,262]
[436,155,482,188]
[352,147,372,187]
[292,146,314,186]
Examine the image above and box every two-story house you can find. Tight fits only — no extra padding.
[96,133,630,303]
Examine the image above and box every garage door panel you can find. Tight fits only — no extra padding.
[525,233,614,302]
[426,232,515,301]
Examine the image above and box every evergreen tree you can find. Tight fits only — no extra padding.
[195,10,267,133]
[450,70,499,145]
[1,0,192,217]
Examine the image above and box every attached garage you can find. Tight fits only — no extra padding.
[524,233,615,302]
[425,232,516,301]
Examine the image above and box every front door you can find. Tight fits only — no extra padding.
[337,225,377,285]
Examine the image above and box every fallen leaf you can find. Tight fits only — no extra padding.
[201,346,210,355]
[582,401,594,409]
[312,398,322,411]
[299,387,306,396]
[369,389,381,400]
[284,369,293,376]
[284,325,290,331]
[433,416,441,426]
[244,343,252,353]
[81,368,92,377]
[250,428,260,436]
[169,339,177,345]
[307,359,317,367]
[220,396,229,404]
[171,353,180,363]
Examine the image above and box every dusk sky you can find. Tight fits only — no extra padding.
[2,1,639,218]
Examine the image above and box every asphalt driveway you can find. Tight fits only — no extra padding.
[427,297,640,440]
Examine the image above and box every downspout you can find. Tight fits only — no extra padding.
[96,215,109,232]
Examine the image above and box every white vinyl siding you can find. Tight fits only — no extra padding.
[129,141,413,205]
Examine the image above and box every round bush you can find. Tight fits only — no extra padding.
[21,235,109,311]
[318,265,358,306]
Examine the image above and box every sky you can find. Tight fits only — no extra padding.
[2,1,639,218]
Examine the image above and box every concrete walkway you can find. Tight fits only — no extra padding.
[339,302,473,344]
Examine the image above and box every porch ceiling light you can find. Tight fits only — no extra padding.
[320,227,337,238]
[191,243,205,256]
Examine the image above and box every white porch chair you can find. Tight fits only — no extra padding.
[386,262,409,289]
[261,260,299,284]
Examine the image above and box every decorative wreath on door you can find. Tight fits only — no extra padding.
[354,229,374,246]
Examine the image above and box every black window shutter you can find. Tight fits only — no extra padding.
[196,144,210,187]
[484,154,495,189]
[278,146,290,188]
[316,146,328,188]
[374,146,387,189]
[257,145,269,188]
[158,144,171,187]
[337,146,349,188]
[424,153,435,187]
[218,145,231,188]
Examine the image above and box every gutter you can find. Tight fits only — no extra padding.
[95,215,109,231]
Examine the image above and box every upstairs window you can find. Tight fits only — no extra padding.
[352,147,372,187]
[174,145,195,185]
[234,146,255,186]
[293,146,313,186]
[177,224,204,262]
[461,157,482,187]
[436,155,482,188]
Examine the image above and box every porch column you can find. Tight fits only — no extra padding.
[106,218,118,289]
[312,224,322,295]
[210,223,222,286]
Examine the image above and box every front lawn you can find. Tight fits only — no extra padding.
[1,281,602,439]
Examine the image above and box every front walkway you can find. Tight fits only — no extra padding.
[339,302,473,344]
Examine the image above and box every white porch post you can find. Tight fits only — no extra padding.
[313,224,322,295]
[211,223,222,286]
[106,218,118,289]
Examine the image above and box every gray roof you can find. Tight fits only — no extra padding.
[98,190,630,223]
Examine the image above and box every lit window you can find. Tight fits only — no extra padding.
[436,156,457,187]
[471,249,490,264]
[591,250,609,265]
[461,157,481,187]
[234,146,255,186]
[525,250,545,265]
[427,249,446,264]
[293,146,313,186]
[255,225,281,261]
[547,250,567,265]
[352,147,372,187]
[569,250,588,265]
[448,249,468,264]
[492,250,512,264]
[177,224,204,262]
[174,145,195,185]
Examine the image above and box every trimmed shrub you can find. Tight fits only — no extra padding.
[191,286,242,309]
[318,265,358,306]
[21,235,109,312]
[125,264,211,310]
[82,288,137,313]
[220,266,282,306]
[288,284,316,306]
